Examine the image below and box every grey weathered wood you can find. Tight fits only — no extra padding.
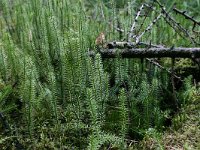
[89,47,200,58]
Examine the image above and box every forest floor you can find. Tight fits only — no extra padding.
[138,90,200,150]
[162,101,200,150]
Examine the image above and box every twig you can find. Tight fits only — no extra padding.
[135,13,162,44]
[146,58,182,81]
[128,4,144,42]
[136,10,149,35]
[173,7,200,26]
[173,7,200,34]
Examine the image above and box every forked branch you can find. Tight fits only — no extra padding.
[155,0,199,45]
[128,4,144,41]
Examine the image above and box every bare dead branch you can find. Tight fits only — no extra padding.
[128,4,144,41]
[173,7,200,26]
[155,0,198,45]
[146,58,182,81]
[135,13,162,44]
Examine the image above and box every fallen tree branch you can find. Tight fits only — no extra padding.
[89,47,200,58]
[145,58,182,81]
[173,7,200,26]
[107,41,165,49]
